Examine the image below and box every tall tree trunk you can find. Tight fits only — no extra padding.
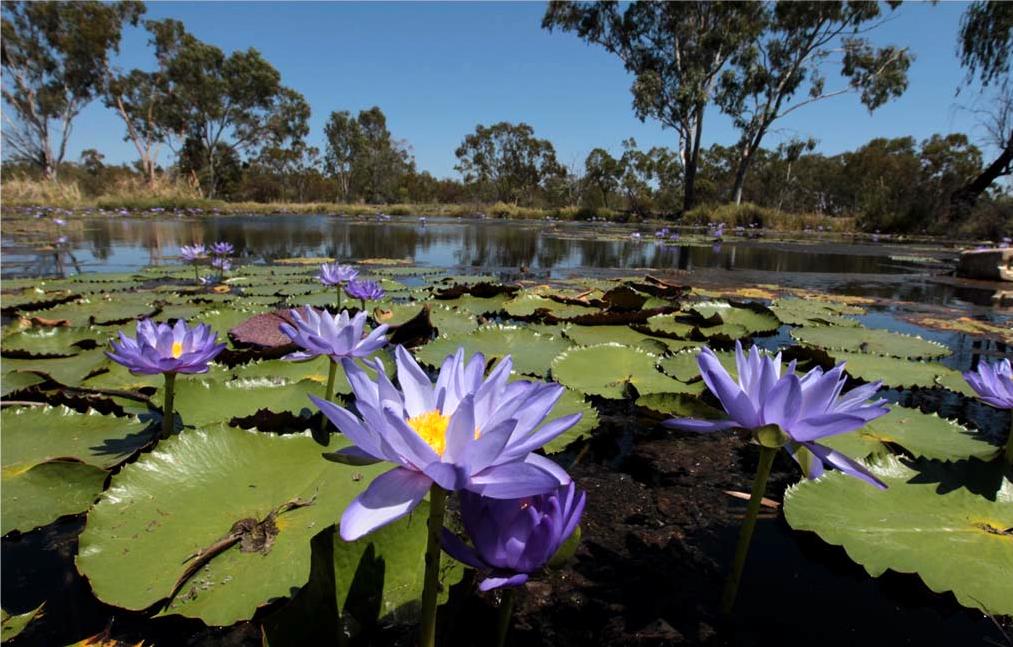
[950,139,1013,211]
[682,108,706,213]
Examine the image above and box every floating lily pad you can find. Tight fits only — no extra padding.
[550,344,690,399]
[0,371,45,397]
[414,326,571,377]
[563,325,694,353]
[2,349,108,386]
[2,406,155,471]
[503,294,600,320]
[172,378,319,427]
[635,392,726,420]
[428,306,480,337]
[35,295,157,327]
[784,454,1013,615]
[792,326,950,359]
[437,293,512,316]
[684,301,781,339]
[821,406,996,462]
[770,298,861,327]
[830,352,975,397]
[1,604,45,642]
[542,387,600,453]
[642,314,696,339]
[1,327,108,357]
[2,460,107,535]
[658,349,738,383]
[76,426,396,626]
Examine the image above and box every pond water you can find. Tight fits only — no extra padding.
[1,214,989,306]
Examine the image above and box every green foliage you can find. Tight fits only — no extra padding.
[784,454,1013,615]
[323,107,414,204]
[454,122,564,205]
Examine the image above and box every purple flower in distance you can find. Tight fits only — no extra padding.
[180,244,207,262]
[313,346,580,540]
[54,218,67,226]
[211,256,231,272]
[963,358,1013,410]
[280,307,388,362]
[442,482,586,591]
[107,319,225,375]
[664,342,890,488]
[318,263,359,287]
[345,279,385,302]
[210,241,234,256]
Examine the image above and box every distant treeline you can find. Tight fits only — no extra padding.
[2,1,1010,237]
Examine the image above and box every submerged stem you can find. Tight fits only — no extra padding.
[162,372,176,438]
[721,444,777,615]
[1005,415,1013,465]
[495,587,516,647]
[420,485,448,647]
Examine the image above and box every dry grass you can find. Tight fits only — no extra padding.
[682,202,857,232]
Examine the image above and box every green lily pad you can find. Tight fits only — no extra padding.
[642,314,696,339]
[542,387,600,453]
[635,392,726,420]
[2,460,108,535]
[1,371,45,397]
[1,349,108,386]
[563,325,695,353]
[437,293,512,316]
[784,454,1013,615]
[770,298,861,327]
[1,326,108,357]
[684,301,781,339]
[76,426,397,626]
[1,604,45,642]
[1,406,155,470]
[658,349,738,383]
[831,352,975,397]
[35,294,157,326]
[792,326,950,359]
[550,344,690,399]
[821,406,996,462]
[503,294,599,320]
[428,306,480,337]
[172,378,320,427]
[414,325,571,377]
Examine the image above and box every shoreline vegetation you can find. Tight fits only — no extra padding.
[0,176,861,234]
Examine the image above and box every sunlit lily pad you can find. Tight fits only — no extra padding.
[171,378,319,427]
[784,454,1013,615]
[414,325,571,377]
[550,343,690,399]
[563,325,696,353]
[683,301,781,339]
[770,298,861,327]
[830,351,975,397]
[1,326,108,357]
[635,392,726,420]
[1,604,45,642]
[1,371,45,397]
[2,460,107,536]
[658,349,737,383]
[542,387,600,453]
[2,406,155,471]
[503,294,600,320]
[792,326,950,359]
[820,406,996,462]
[436,293,512,316]
[76,426,396,626]
[428,305,480,336]
[2,349,108,386]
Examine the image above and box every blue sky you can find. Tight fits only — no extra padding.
[62,1,989,179]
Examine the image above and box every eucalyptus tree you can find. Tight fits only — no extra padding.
[951,1,1012,210]
[104,69,167,185]
[323,106,413,203]
[717,1,911,205]
[543,1,763,212]
[147,19,309,198]
[454,122,564,205]
[1,0,145,180]
[583,148,621,208]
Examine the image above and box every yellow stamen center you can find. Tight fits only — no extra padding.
[171,341,184,358]
[407,410,450,455]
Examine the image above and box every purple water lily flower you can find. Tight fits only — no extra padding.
[317,262,358,287]
[345,279,385,302]
[442,482,586,591]
[280,307,388,361]
[210,241,234,256]
[180,244,207,262]
[664,342,890,488]
[54,218,66,226]
[313,346,580,540]
[107,319,225,375]
[211,256,231,272]
[963,358,1013,410]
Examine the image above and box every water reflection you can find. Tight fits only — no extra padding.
[0,214,994,308]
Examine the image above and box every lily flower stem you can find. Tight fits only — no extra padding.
[162,372,176,439]
[419,485,448,647]
[193,264,199,285]
[495,587,516,647]
[359,298,366,312]
[721,444,777,615]
[1005,415,1013,464]
[336,286,342,312]
[321,359,338,432]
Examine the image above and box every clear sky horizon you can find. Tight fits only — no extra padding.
[48,1,996,179]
